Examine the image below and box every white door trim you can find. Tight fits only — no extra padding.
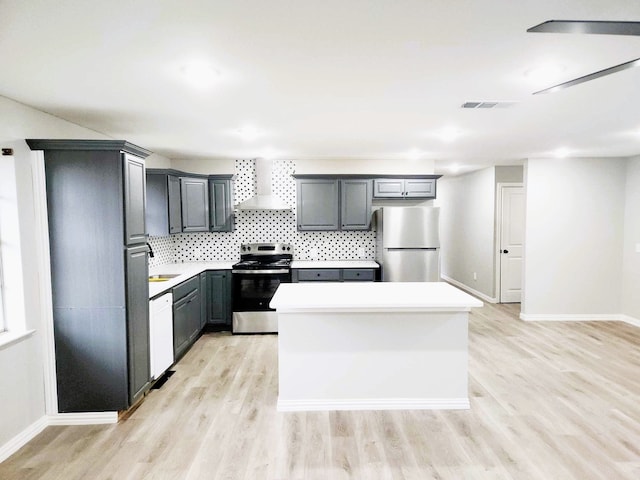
[495,182,524,304]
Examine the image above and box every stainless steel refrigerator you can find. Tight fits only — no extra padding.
[374,207,440,282]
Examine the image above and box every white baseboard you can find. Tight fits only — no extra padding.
[0,411,118,463]
[0,416,48,463]
[619,315,640,327]
[277,397,470,412]
[441,275,497,304]
[520,313,623,322]
[47,411,118,425]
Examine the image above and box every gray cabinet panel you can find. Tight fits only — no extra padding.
[373,179,405,198]
[297,179,339,230]
[210,179,234,232]
[405,178,435,198]
[296,269,341,281]
[207,270,232,325]
[126,245,151,405]
[45,150,125,309]
[373,178,437,199]
[145,173,170,236]
[53,307,128,412]
[124,154,147,245]
[200,272,208,329]
[181,177,210,232]
[341,179,372,230]
[172,275,203,359]
[146,173,182,236]
[342,269,375,281]
[173,291,195,359]
[293,268,377,283]
[167,175,182,234]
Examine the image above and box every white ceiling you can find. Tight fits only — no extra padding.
[2,0,640,174]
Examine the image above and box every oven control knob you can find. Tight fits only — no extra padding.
[247,246,251,251]
[241,246,245,252]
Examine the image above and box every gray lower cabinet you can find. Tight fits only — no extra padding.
[146,171,182,236]
[206,270,232,325]
[172,276,202,360]
[373,178,436,199]
[297,178,371,231]
[26,139,152,412]
[181,177,210,232]
[292,268,377,282]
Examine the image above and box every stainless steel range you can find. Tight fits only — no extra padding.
[231,242,293,333]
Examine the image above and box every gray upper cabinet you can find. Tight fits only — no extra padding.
[124,154,147,245]
[181,177,210,232]
[26,139,151,413]
[340,179,372,230]
[146,172,182,236]
[373,178,437,199]
[168,175,183,233]
[297,178,372,231]
[209,178,234,232]
[297,179,340,231]
[147,171,233,235]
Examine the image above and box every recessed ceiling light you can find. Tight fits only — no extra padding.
[524,64,566,85]
[259,147,282,160]
[180,59,220,89]
[437,126,462,143]
[449,164,461,173]
[407,148,425,160]
[553,147,570,158]
[235,126,265,142]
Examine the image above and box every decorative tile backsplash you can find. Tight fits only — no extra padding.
[148,158,376,266]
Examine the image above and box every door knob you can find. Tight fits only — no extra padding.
[501,249,509,254]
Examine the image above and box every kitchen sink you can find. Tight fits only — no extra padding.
[148,274,180,282]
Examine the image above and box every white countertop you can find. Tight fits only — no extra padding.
[148,262,234,298]
[290,260,379,269]
[270,281,483,312]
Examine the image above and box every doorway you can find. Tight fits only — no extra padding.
[497,183,524,303]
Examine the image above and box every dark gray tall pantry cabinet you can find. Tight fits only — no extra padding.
[27,139,152,413]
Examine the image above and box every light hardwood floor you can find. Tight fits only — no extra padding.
[2,302,640,479]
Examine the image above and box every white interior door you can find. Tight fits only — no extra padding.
[499,185,524,303]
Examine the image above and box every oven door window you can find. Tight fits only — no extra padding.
[233,272,290,311]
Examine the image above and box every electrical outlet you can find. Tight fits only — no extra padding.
[473,272,477,281]
[309,247,318,258]
[357,247,365,257]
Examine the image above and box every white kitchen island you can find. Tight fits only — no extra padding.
[270,282,482,412]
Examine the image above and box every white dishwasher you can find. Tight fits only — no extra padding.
[149,293,174,380]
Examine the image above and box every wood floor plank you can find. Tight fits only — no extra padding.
[2,302,640,479]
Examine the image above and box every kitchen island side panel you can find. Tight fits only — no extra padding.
[277,310,469,411]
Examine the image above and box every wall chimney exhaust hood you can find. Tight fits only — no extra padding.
[235,158,291,210]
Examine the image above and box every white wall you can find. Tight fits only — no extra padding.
[622,156,640,321]
[522,157,626,317]
[438,167,497,300]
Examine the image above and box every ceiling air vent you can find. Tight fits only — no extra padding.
[461,102,516,109]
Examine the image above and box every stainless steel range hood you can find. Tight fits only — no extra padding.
[235,158,291,210]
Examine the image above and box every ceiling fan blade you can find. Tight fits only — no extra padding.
[528,20,640,36]
[533,57,640,94]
